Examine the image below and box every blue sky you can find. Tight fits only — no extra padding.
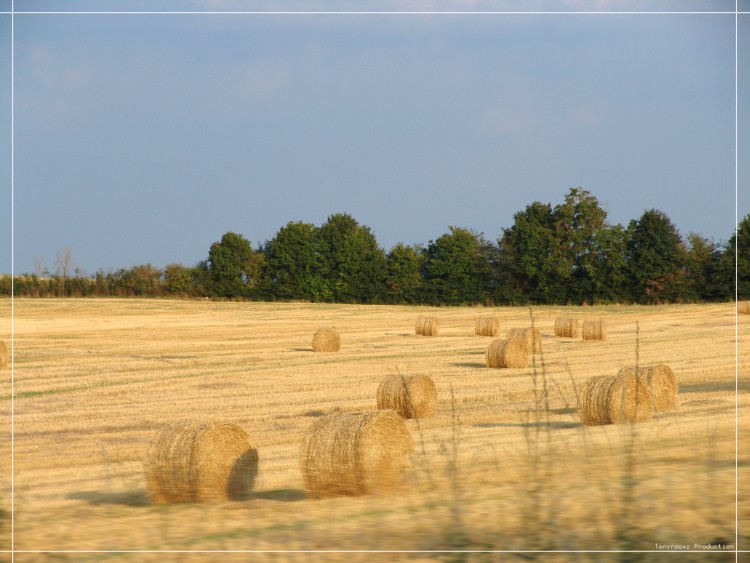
[1,1,747,275]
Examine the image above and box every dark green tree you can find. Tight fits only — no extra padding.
[206,231,263,298]
[553,187,619,303]
[723,214,750,300]
[261,221,331,302]
[683,233,730,301]
[626,209,686,303]
[498,202,561,303]
[318,213,388,303]
[385,243,424,304]
[421,227,490,305]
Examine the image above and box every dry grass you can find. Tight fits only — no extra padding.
[554,317,580,338]
[485,338,528,368]
[299,410,414,497]
[577,373,653,426]
[144,421,259,503]
[506,327,542,354]
[312,327,341,352]
[474,317,501,337]
[0,340,6,369]
[2,298,747,556]
[582,319,607,341]
[415,315,440,336]
[376,373,437,419]
[618,364,678,412]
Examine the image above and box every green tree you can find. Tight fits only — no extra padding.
[553,187,618,303]
[206,232,263,298]
[163,263,205,297]
[261,221,331,302]
[498,202,561,303]
[318,213,388,303]
[422,227,490,305]
[626,209,686,303]
[385,243,424,304]
[723,214,750,300]
[683,233,731,301]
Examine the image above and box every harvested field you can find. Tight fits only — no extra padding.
[1,299,747,558]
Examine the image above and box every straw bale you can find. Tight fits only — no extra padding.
[312,327,340,352]
[554,317,579,338]
[618,364,678,411]
[376,374,437,419]
[415,316,440,336]
[582,320,607,341]
[739,301,750,315]
[485,338,529,369]
[0,340,6,369]
[577,373,653,426]
[144,421,258,504]
[300,410,414,498]
[474,317,501,337]
[506,327,542,354]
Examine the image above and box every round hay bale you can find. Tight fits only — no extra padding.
[577,373,653,426]
[582,320,607,341]
[554,317,580,338]
[474,317,501,337]
[0,340,7,369]
[739,301,750,315]
[485,338,528,369]
[312,327,340,352]
[415,316,440,336]
[376,374,437,419]
[300,410,414,498]
[144,421,258,504]
[506,327,542,354]
[618,364,678,411]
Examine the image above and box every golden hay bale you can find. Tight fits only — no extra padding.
[376,374,437,419]
[0,340,7,369]
[312,327,340,352]
[415,316,440,336]
[554,317,580,338]
[739,301,750,315]
[577,373,653,426]
[506,327,542,354]
[582,320,607,341]
[300,410,414,498]
[144,421,259,504]
[474,316,501,337]
[485,338,528,369]
[618,364,678,411]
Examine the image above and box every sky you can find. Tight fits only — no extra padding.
[0,0,748,275]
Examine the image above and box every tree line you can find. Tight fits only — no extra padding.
[4,188,748,305]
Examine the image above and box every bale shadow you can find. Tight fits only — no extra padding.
[227,448,260,501]
[291,348,312,352]
[250,488,307,502]
[550,407,576,415]
[474,421,580,430]
[67,490,150,506]
[680,381,749,394]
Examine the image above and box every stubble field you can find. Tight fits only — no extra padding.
[0,298,748,561]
